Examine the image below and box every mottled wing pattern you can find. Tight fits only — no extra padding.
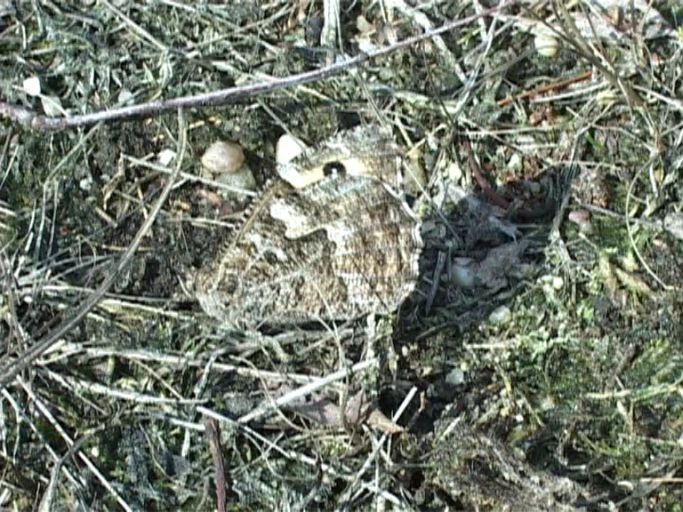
[193,125,422,327]
[276,124,403,190]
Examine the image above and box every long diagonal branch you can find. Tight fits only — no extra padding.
[0,5,509,132]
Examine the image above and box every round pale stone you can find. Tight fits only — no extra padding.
[201,140,245,175]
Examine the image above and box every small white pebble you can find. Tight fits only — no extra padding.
[276,134,307,165]
[117,88,135,105]
[355,14,373,35]
[540,395,556,411]
[596,89,619,106]
[201,140,245,175]
[217,166,257,194]
[534,30,559,58]
[357,38,377,54]
[445,368,465,386]
[540,274,564,291]
[664,212,683,240]
[40,95,63,116]
[445,161,462,182]
[527,181,541,195]
[450,258,475,288]
[157,148,175,166]
[568,209,593,234]
[23,76,41,97]
[507,153,523,172]
[488,305,512,325]
[79,177,93,191]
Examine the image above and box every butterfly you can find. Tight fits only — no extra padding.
[192,125,422,328]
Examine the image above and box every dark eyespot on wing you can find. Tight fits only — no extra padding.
[323,161,346,176]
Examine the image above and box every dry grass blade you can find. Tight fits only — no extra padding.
[0,109,188,388]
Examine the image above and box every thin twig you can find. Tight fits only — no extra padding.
[205,418,228,512]
[497,70,593,106]
[0,5,512,132]
[237,358,378,424]
[335,386,418,510]
[462,138,510,210]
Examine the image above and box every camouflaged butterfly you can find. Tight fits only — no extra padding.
[192,125,422,328]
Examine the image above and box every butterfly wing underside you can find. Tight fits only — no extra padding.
[193,126,422,327]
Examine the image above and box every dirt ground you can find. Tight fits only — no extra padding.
[1,1,682,510]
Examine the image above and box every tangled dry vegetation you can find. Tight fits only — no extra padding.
[1,1,682,510]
